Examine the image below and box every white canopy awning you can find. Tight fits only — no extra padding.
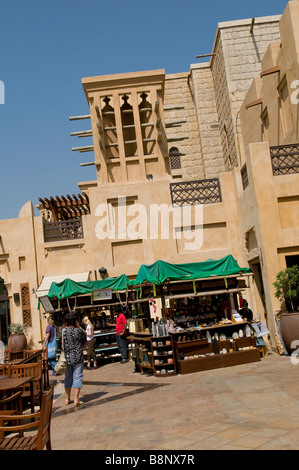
[36,272,90,298]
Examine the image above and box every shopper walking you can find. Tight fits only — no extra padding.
[58,312,86,406]
[82,316,98,369]
[42,315,57,375]
[108,309,128,363]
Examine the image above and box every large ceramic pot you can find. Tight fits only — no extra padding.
[280,312,299,353]
[8,333,27,353]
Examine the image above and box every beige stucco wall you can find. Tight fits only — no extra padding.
[2,2,299,353]
[0,202,41,346]
[240,0,299,150]
[211,15,281,170]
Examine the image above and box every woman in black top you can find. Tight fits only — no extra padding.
[58,312,86,406]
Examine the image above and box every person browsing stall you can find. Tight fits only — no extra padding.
[108,309,128,363]
[42,315,57,375]
[57,312,86,406]
[82,316,98,370]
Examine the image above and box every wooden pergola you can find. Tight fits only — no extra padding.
[38,193,90,221]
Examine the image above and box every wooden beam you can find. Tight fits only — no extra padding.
[250,18,255,34]
[61,195,69,206]
[70,130,92,136]
[69,115,91,121]
[95,106,101,120]
[38,198,46,208]
[72,145,94,152]
[195,53,216,59]
[82,193,89,204]
[54,196,62,207]
[72,194,79,205]
[66,194,73,205]
[80,162,95,167]
[260,65,280,78]
[78,194,85,204]
[245,98,262,110]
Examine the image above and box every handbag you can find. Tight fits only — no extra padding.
[54,328,67,375]
[47,327,57,360]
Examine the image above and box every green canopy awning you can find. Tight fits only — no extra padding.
[128,255,251,286]
[47,255,251,299]
[48,274,130,300]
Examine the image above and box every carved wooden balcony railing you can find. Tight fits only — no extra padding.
[170,178,222,206]
[44,218,84,243]
[270,143,299,176]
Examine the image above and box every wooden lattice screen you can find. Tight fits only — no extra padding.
[20,283,32,327]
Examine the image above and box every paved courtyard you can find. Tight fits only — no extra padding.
[50,352,299,450]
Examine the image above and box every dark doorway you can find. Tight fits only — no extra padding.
[285,255,299,311]
[249,261,267,320]
[286,255,299,268]
[0,278,11,346]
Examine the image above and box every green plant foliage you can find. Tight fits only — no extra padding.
[273,265,299,312]
[8,323,28,334]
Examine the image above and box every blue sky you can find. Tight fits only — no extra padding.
[0,0,286,220]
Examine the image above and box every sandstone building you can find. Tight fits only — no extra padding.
[0,0,298,353]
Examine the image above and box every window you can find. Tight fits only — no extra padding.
[20,283,32,327]
[261,107,269,142]
[169,147,182,170]
[278,75,294,137]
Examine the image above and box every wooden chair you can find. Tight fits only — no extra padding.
[0,391,24,440]
[0,390,23,413]
[23,349,49,389]
[0,386,54,450]
[42,348,49,389]
[0,364,7,376]
[23,349,43,361]
[8,361,43,413]
[5,350,25,363]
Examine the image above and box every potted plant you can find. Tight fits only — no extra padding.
[8,323,28,353]
[273,265,299,353]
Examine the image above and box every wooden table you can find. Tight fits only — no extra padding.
[0,376,34,414]
[0,377,34,424]
[0,377,33,394]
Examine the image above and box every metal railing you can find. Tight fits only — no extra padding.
[44,218,84,242]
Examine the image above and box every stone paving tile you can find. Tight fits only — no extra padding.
[228,435,271,449]
[50,354,299,450]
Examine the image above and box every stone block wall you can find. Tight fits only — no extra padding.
[211,17,281,171]
[164,72,205,180]
[189,63,225,178]
[163,16,281,183]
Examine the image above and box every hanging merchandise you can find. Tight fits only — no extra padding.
[67,296,77,313]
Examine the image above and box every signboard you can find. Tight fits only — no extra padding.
[231,309,243,323]
[92,288,113,301]
[39,295,55,313]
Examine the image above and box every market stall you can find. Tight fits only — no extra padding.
[126,255,262,375]
[42,255,264,374]
[44,274,132,361]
